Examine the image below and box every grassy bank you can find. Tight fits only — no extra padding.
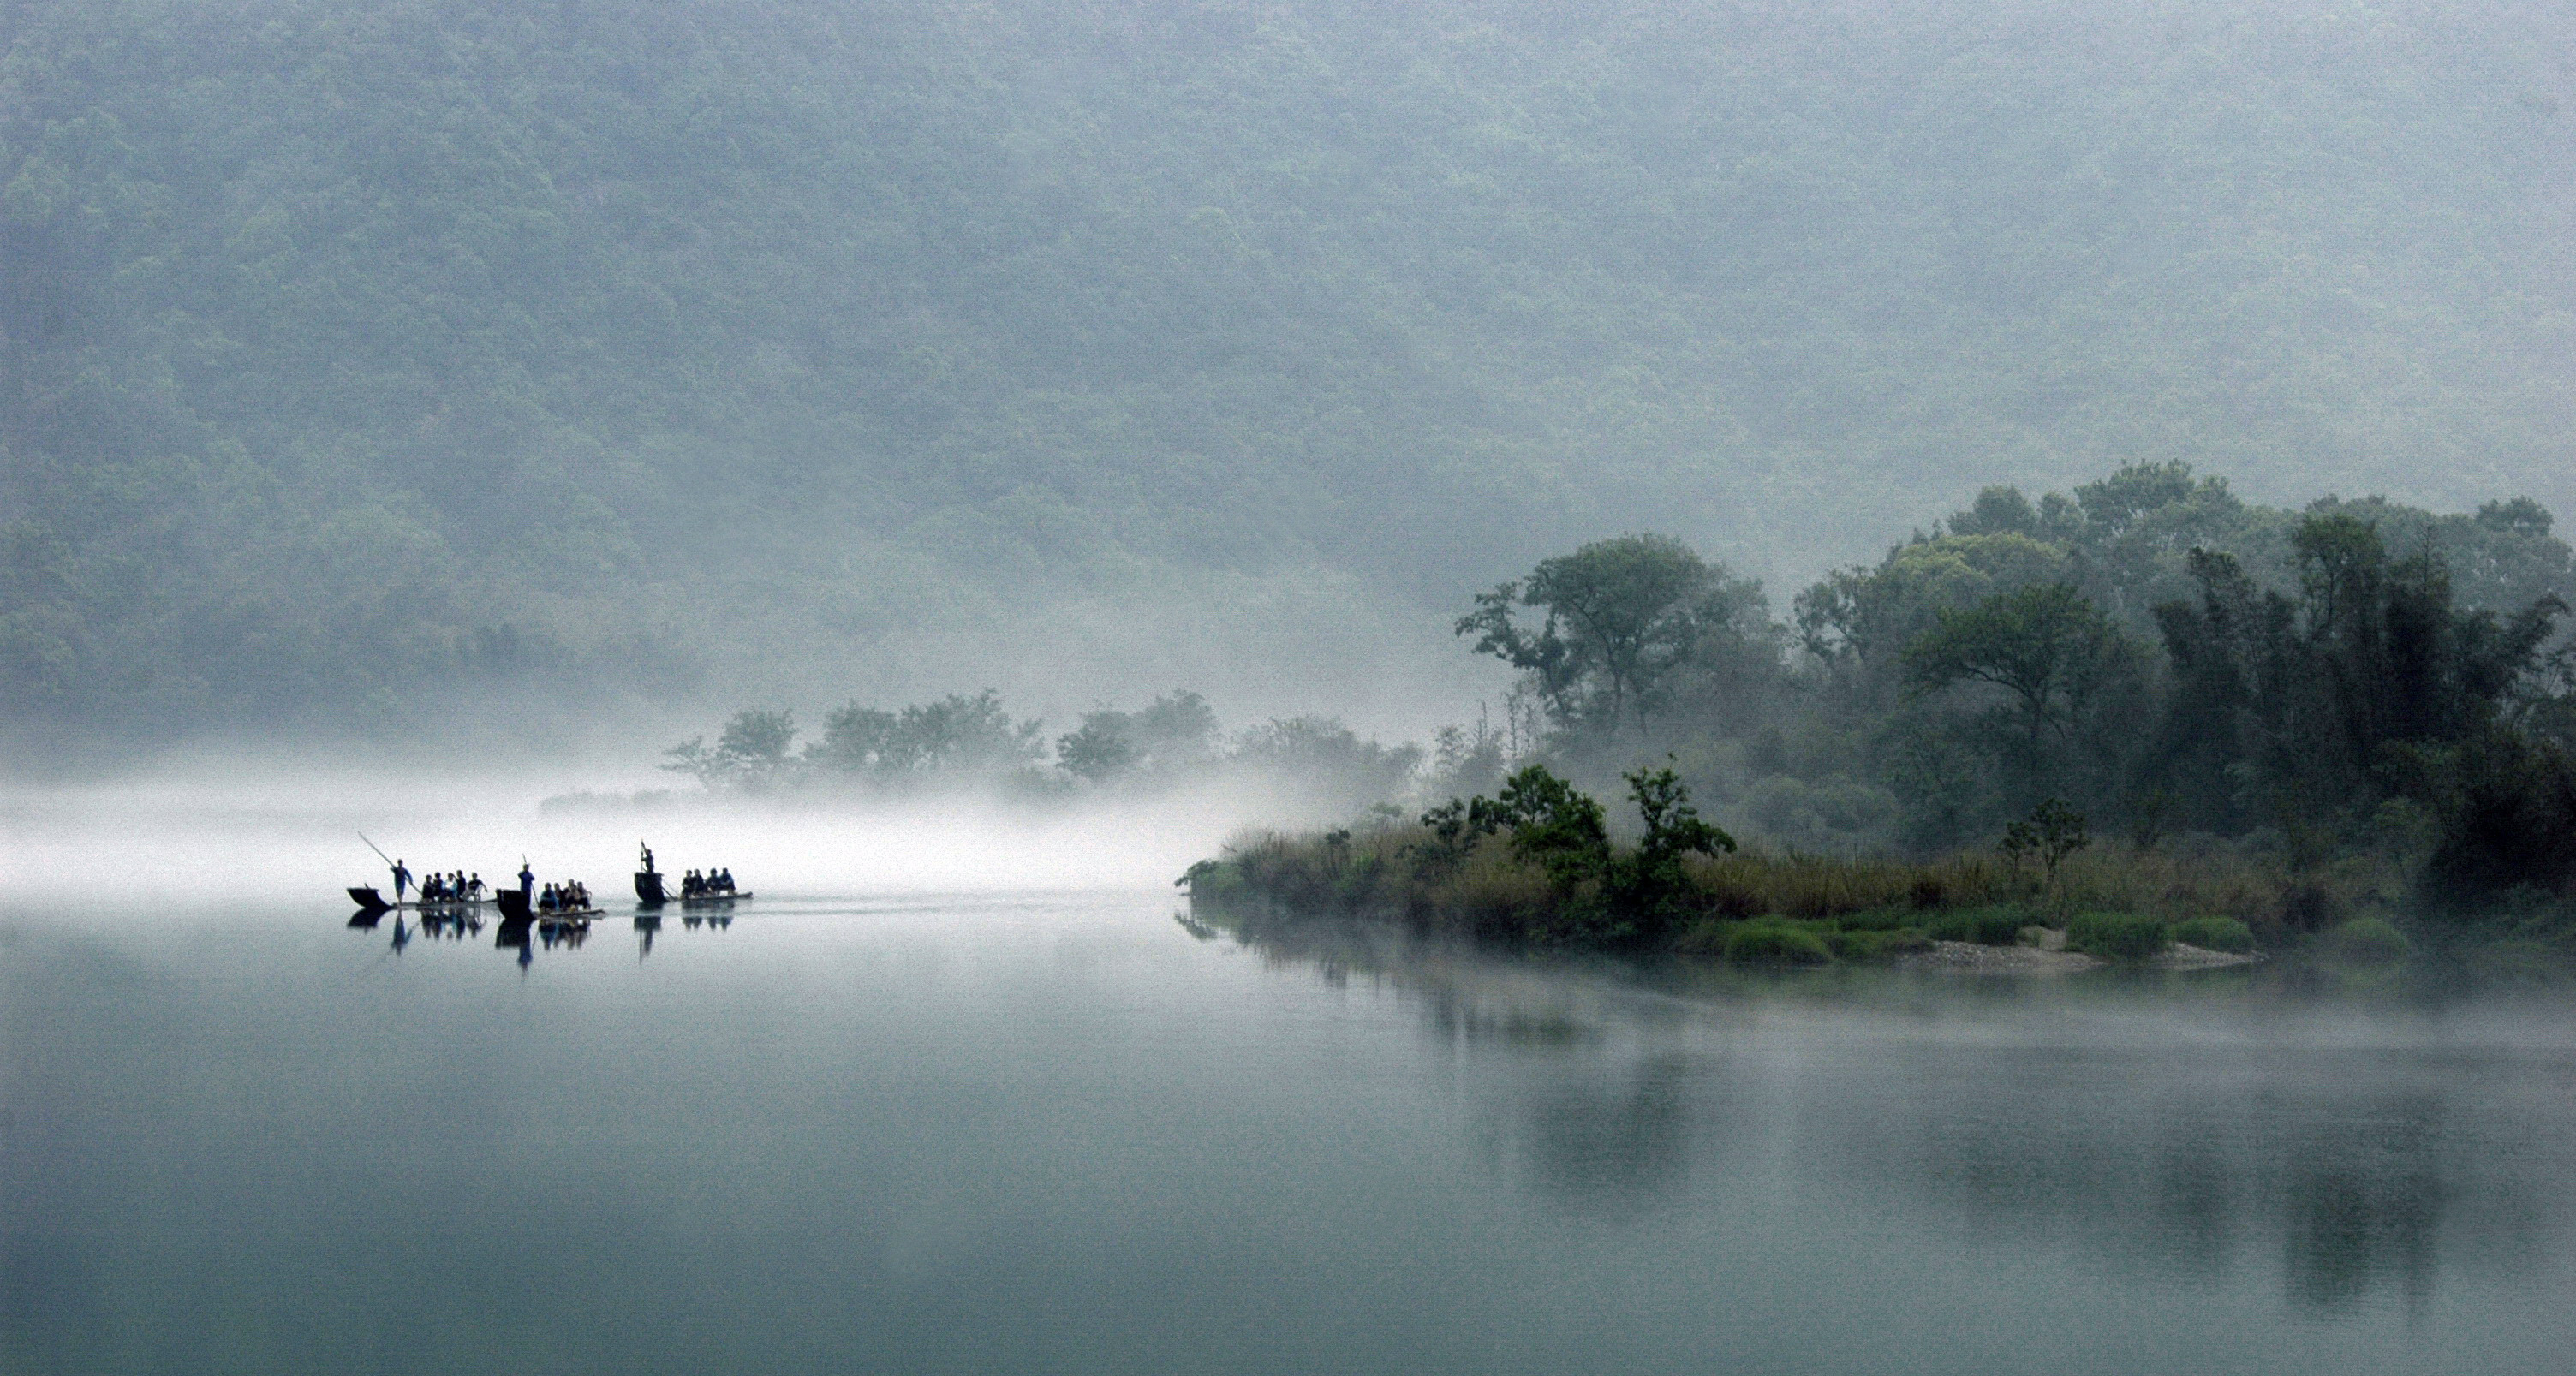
[1188,824,2279,961]
[1178,765,2576,972]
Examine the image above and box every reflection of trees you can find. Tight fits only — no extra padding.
[1805,1052,2563,1314]
[1202,907,2573,1306]
[1207,912,1715,1207]
[1522,1055,1695,1201]
[2279,1098,2443,1312]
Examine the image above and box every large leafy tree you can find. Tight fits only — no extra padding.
[2153,515,2566,819]
[1459,534,1752,734]
[1902,583,2132,786]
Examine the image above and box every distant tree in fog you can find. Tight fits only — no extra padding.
[809,690,1044,781]
[1460,535,1755,734]
[665,709,799,785]
[1057,689,1220,783]
[1233,717,1422,800]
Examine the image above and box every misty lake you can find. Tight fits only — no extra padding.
[7,891,2576,1375]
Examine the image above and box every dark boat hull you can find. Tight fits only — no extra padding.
[496,890,601,922]
[349,886,481,913]
[635,870,668,906]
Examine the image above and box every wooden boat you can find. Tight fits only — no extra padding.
[635,870,668,906]
[679,890,752,904]
[349,886,485,912]
[495,890,604,923]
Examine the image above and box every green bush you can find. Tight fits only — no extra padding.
[2067,911,2169,959]
[1828,926,1930,960]
[1926,905,2031,946]
[1724,923,1835,966]
[2171,916,2255,953]
[1834,906,1917,932]
[2324,916,2409,964]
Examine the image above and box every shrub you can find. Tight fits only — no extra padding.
[1926,905,2031,946]
[2171,916,2255,953]
[2323,916,2409,965]
[1835,906,1917,932]
[1724,923,1834,966]
[1673,919,1731,956]
[2067,911,2169,959]
[1448,840,1556,939]
[1829,926,1930,960]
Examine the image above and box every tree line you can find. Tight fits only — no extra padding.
[1459,462,2576,914]
[663,689,1428,805]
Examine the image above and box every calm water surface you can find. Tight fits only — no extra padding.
[6,892,2574,1374]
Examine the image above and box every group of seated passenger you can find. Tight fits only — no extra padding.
[680,867,736,897]
[422,871,482,902]
[539,880,592,913]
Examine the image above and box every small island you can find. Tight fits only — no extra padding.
[1185,462,2576,978]
[1184,771,2281,972]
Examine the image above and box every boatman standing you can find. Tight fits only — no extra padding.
[392,858,412,903]
[518,861,535,902]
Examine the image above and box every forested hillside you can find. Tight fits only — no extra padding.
[5,0,2573,746]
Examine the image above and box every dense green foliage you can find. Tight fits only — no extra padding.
[2066,911,2170,960]
[8,0,2576,742]
[1468,462,2576,919]
[2172,916,2256,954]
[1720,922,1832,967]
[1192,456,2576,957]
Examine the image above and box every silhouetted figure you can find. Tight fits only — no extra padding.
[518,862,534,901]
[392,859,412,902]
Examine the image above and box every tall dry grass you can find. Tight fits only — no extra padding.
[1193,822,2376,947]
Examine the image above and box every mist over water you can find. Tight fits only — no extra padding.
[0,768,1296,903]
[11,2,2576,1370]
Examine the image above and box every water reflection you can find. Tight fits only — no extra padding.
[9,896,2576,1374]
[1211,914,1716,1206]
[1518,1054,1698,1201]
[1799,1044,2572,1314]
[1212,910,2576,1310]
[347,906,736,961]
